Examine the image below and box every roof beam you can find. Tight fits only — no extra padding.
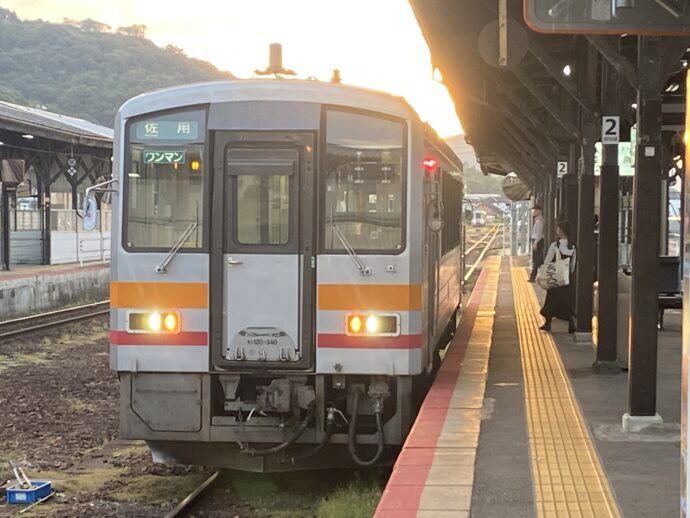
[493,142,539,185]
[497,124,549,177]
[512,68,581,140]
[463,95,553,169]
[526,39,598,117]
[586,35,639,89]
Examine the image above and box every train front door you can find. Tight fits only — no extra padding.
[211,132,316,369]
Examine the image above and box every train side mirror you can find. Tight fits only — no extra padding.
[82,178,118,231]
[82,196,98,231]
[427,197,443,233]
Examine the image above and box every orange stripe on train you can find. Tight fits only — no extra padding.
[110,282,208,309]
[318,284,422,311]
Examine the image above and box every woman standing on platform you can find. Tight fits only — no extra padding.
[540,221,577,333]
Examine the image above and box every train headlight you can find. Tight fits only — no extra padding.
[346,314,400,336]
[148,311,162,332]
[365,315,379,333]
[163,312,179,332]
[348,315,363,334]
[128,310,181,334]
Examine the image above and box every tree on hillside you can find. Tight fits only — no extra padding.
[79,18,111,33]
[0,8,17,22]
[0,14,235,125]
[0,86,33,107]
[464,166,505,195]
[117,24,147,38]
[165,44,186,55]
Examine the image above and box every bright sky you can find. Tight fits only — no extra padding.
[3,0,463,137]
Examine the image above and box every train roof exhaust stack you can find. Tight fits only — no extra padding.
[255,43,297,77]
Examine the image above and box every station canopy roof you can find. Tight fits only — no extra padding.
[0,101,112,148]
[409,0,689,187]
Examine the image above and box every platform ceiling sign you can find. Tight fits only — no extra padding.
[524,0,690,35]
[557,161,568,177]
[601,116,620,145]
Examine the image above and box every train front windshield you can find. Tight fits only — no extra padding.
[323,109,406,253]
[123,109,206,251]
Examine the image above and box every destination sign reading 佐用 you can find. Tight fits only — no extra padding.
[143,151,186,164]
[135,120,200,140]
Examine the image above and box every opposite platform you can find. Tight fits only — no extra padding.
[0,262,108,319]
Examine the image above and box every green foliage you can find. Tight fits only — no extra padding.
[465,166,505,195]
[316,475,382,518]
[0,9,234,126]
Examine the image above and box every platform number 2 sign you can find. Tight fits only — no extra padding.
[557,162,567,177]
[602,116,620,145]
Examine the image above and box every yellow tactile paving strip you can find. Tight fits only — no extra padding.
[511,266,622,518]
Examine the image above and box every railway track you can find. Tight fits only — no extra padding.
[0,300,110,340]
[164,471,220,518]
[464,224,503,283]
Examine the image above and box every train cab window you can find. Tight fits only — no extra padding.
[124,109,206,250]
[323,109,406,253]
[226,148,297,246]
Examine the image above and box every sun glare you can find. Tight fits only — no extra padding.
[3,0,462,136]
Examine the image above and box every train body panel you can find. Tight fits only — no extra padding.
[108,80,464,470]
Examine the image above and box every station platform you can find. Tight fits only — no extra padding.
[375,256,681,518]
[0,262,109,319]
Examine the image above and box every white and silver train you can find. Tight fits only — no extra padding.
[101,80,464,471]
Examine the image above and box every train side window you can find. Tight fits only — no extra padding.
[441,169,463,256]
[322,109,406,254]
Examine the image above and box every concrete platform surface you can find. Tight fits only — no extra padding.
[375,256,680,517]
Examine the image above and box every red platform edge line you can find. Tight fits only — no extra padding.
[374,268,490,515]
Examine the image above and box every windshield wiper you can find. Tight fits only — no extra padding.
[155,222,197,274]
[330,205,370,276]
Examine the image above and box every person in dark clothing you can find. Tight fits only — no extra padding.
[528,205,545,282]
[540,221,577,333]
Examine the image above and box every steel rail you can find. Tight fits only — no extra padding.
[464,224,500,256]
[164,471,220,518]
[464,225,502,283]
[0,301,110,340]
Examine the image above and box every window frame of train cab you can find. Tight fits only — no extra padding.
[122,105,210,253]
[223,144,301,254]
[319,105,408,256]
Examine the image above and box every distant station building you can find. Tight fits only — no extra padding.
[0,101,113,270]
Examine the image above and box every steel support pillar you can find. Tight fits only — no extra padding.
[594,140,620,369]
[40,180,50,266]
[567,144,579,236]
[628,37,662,418]
[511,202,518,256]
[575,120,597,334]
[544,172,556,245]
[1,186,9,271]
[594,62,621,372]
[660,173,669,254]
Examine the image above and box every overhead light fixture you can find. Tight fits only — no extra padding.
[128,173,141,178]
[665,83,680,92]
[631,102,638,110]
[0,142,4,146]
[562,64,572,77]
[21,134,34,139]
